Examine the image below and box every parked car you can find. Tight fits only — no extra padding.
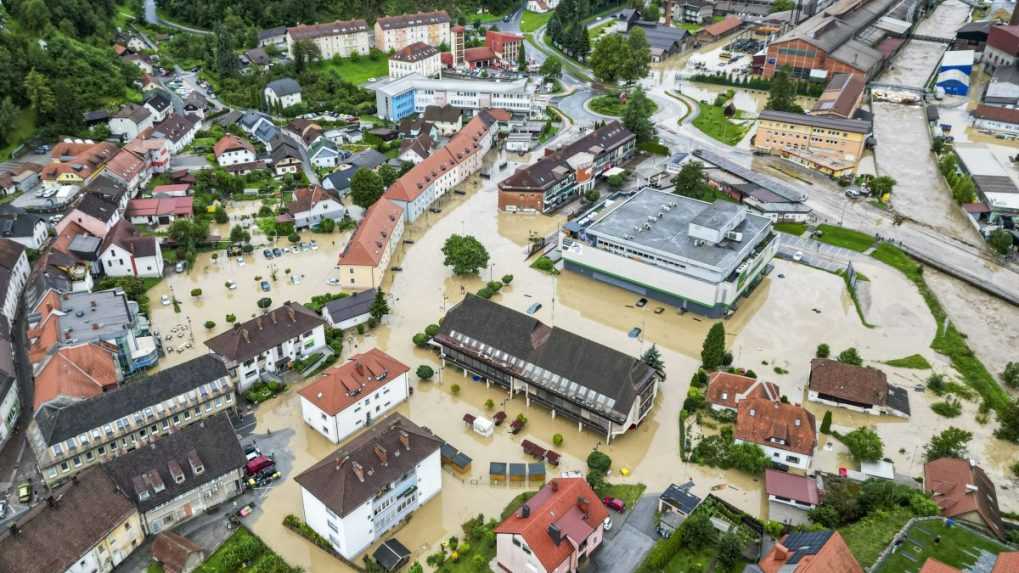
[602,496,625,512]
[17,482,32,504]
[272,247,283,257]
[161,295,172,305]
[635,297,648,308]
[792,251,803,262]
[175,261,186,273]
[263,249,273,259]
[244,444,261,461]
[244,455,275,476]
[226,280,238,290]
[603,516,613,531]
[260,281,271,292]
[236,256,245,266]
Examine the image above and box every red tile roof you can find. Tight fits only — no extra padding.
[495,478,609,572]
[988,25,1019,56]
[152,532,203,573]
[706,371,780,409]
[764,469,820,505]
[973,104,1019,125]
[105,149,146,182]
[392,42,439,62]
[465,46,495,62]
[808,358,889,407]
[701,15,742,38]
[919,559,961,573]
[735,397,817,456]
[338,199,404,267]
[126,197,193,218]
[153,183,191,195]
[298,348,409,415]
[287,185,338,215]
[42,142,119,181]
[759,531,862,573]
[33,344,120,411]
[213,134,255,157]
[992,552,1019,573]
[924,457,1005,539]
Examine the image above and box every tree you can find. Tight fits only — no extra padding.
[607,173,625,189]
[20,0,50,33]
[641,344,665,379]
[816,343,831,358]
[622,28,651,84]
[837,347,863,366]
[681,512,717,547]
[924,426,973,461]
[672,161,709,199]
[0,97,17,146]
[204,320,216,329]
[416,365,435,380]
[771,0,794,12]
[442,234,489,275]
[377,164,399,187]
[989,229,1013,255]
[517,42,528,71]
[167,219,210,252]
[540,56,563,82]
[230,225,251,243]
[868,175,896,197]
[622,87,656,143]
[590,34,627,84]
[293,40,320,74]
[993,400,1019,443]
[642,3,660,21]
[553,433,564,446]
[350,169,385,209]
[587,450,612,473]
[765,66,803,113]
[24,70,55,116]
[717,532,743,568]
[214,23,238,77]
[1003,362,1019,389]
[257,297,272,309]
[369,289,390,320]
[701,323,726,370]
[842,427,883,462]
[820,411,832,434]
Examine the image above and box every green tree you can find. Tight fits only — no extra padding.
[517,42,528,71]
[19,0,51,33]
[868,175,897,197]
[701,322,726,370]
[837,347,863,366]
[0,97,18,146]
[589,34,627,84]
[1002,362,1019,389]
[642,3,660,21]
[441,234,490,275]
[416,365,435,380]
[622,87,656,143]
[641,344,665,379]
[369,289,390,320]
[540,56,563,81]
[24,70,55,116]
[924,426,973,461]
[717,532,743,567]
[377,163,399,187]
[771,0,794,11]
[622,27,651,84]
[765,66,803,113]
[842,427,883,462]
[672,161,709,199]
[816,343,831,358]
[230,225,251,243]
[587,450,612,473]
[350,169,385,209]
[993,400,1019,443]
[681,512,717,547]
[820,411,833,433]
[167,219,210,252]
[989,229,1013,255]
[215,23,238,77]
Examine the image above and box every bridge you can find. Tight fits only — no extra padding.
[868,82,928,95]
[908,33,955,44]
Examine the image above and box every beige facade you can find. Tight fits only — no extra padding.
[337,215,404,289]
[374,19,450,52]
[143,468,245,534]
[287,28,371,60]
[92,512,146,572]
[389,52,442,78]
[754,113,868,176]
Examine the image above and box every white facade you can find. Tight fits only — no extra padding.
[739,439,812,470]
[0,382,20,452]
[286,30,371,60]
[265,88,302,109]
[374,74,547,121]
[1,249,29,325]
[294,199,346,229]
[975,116,1019,135]
[310,148,341,169]
[299,372,410,444]
[389,52,442,79]
[216,147,256,167]
[300,449,441,560]
[101,241,164,279]
[235,325,327,391]
[142,468,244,534]
[109,115,153,141]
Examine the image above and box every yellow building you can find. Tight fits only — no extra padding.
[754,110,871,177]
[337,198,405,289]
[374,10,451,52]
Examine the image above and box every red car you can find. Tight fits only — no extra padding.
[602,496,625,512]
[245,455,275,476]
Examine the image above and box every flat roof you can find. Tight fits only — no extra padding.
[693,149,806,202]
[373,72,531,97]
[586,188,771,270]
[955,144,1008,177]
[759,110,872,133]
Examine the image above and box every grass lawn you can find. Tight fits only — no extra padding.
[195,526,300,573]
[678,23,703,32]
[840,507,913,569]
[0,109,37,160]
[692,103,748,146]
[501,491,539,520]
[589,20,616,42]
[815,224,876,252]
[883,353,932,369]
[521,10,554,33]
[774,222,807,236]
[316,56,389,85]
[874,519,1011,572]
[665,545,747,573]
[589,94,659,117]
[599,483,646,510]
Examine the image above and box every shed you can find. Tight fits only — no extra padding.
[490,462,507,483]
[452,452,473,474]
[509,463,526,482]
[473,416,494,437]
[528,462,546,483]
[939,50,975,75]
[936,69,970,96]
[372,539,411,572]
[659,482,702,516]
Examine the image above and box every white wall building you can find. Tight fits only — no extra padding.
[373,73,547,121]
[388,42,442,79]
[286,19,372,60]
[0,240,29,325]
[265,78,303,109]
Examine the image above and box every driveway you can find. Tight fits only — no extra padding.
[589,494,658,573]
[169,155,210,172]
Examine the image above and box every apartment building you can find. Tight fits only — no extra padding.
[287,19,371,59]
[0,238,29,325]
[298,348,410,444]
[204,302,328,391]
[337,199,405,289]
[561,189,777,318]
[433,295,660,442]
[0,319,20,454]
[754,110,871,176]
[296,413,443,559]
[373,73,545,121]
[374,11,451,52]
[735,397,817,470]
[104,414,247,535]
[27,355,235,486]
[984,24,1019,74]
[389,42,442,79]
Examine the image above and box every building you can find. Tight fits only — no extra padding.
[204,302,328,391]
[984,25,1019,73]
[562,189,777,317]
[758,530,863,573]
[389,42,442,78]
[500,122,635,212]
[0,320,20,454]
[923,457,1006,540]
[735,397,816,470]
[151,115,200,155]
[373,73,546,121]
[675,0,714,24]
[423,104,463,136]
[32,343,121,412]
[151,532,204,573]
[298,348,410,444]
[809,73,866,118]
[104,414,247,534]
[265,78,303,109]
[807,358,910,417]
[953,143,1019,221]
[286,185,347,230]
[629,21,689,62]
[693,148,811,222]
[954,21,992,53]
[214,135,257,167]
[762,0,900,80]
[485,30,525,66]
[527,0,559,13]
[697,15,743,43]
[258,26,288,49]
[286,19,371,59]
[322,288,377,329]
[109,104,154,141]
[295,413,443,559]
[658,482,703,517]
[144,91,173,123]
[309,139,344,169]
[104,149,149,193]
[983,66,1019,108]
[765,469,821,526]
[398,132,435,164]
[374,10,451,52]
[271,139,303,176]
[973,105,1019,137]
[27,355,235,486]
[0,239,29,324]
[433,295,660,441]
[125,197,193,227]
[337,199,405,289]
[936,68,970,96]
[0,467,144,573]
[99,220,164,279]
[57,194,121,239]
[754,110,871,176]
[42,141,120,189]
[495,478,609,573]
[705,371,780,412]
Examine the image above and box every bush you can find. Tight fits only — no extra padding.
[191,288,202,297]
[484,398,495,410]
[477,287,494,299]
[486,281,503,292]
[413,333,429,347]
[417,365,435,380]
[204,320,215,329]
[927,373,947,395]
[587,450,612,473]
[690,369,708,388]
[820,411,832,434]
[424,324,440,337]
[501,274,514,285]
[257,297,273,309]
[553,433,564,446]
[226,314,236,323]
[288,232,300,243]
[838,347,863,366]
[451,384,461,395]
[816,343,831,358]
[532,256,555,272]
[931,399,962,418]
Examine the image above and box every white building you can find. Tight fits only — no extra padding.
[204,302,328,391]
[265,78,303,109]
[308,139,343,169]
[100,221,164,279]
[373,73,547,121]
[734,398,816,471]
[388,42,442,79]
[295,413,443,560]
[0,239,29,325]
[0,375,20,455]
[214,135,257,167]
[286,185,348,230]
[298,348,410,444]
[286,19,372,60]
[108,104,153,141]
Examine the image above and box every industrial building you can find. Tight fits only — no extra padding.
[372,73,546,121]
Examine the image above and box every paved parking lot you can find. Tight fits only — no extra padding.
[776,234,860,274]
[589,495,658,573]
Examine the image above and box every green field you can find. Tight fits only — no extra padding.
[316,56,390,85]
[815,224,877,252]
[589,19,616,42]
[692,103,748,146]
[873,519,1011,573]
[521,10,554,33]
[589,94,659,117]
[194,526,300,573]
[883,354,932,369]
[840,508,914,569]
[774,222,807,236]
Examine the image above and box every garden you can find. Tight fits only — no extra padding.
[191,526,300,573]
[872,518,1013,573]
[691,91,749,146]
[637,496,759,573]
[244,380,286,404]
[589,94,659,117]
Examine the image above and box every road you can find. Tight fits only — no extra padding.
[143,0,212,35]
[590,494,658,573]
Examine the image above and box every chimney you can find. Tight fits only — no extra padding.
[256,318,263,331]
[664,0,673,26]
[46,495,56,508]
[550,480,559,492]
[773,544,790,562]
[577,496,589,514]
[270,312,278,324]
[352,461,365,482]
[241,329,250,344]
[355,361,365,376]
[521,503,530,518]
[548,523,562,546]
[399,430,410,451]
[287,305,296,322]
[374,444,388,465]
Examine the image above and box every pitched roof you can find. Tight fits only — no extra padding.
[758,531,862,573]
[973,104,1019,125]
[706,371,780,409]
[126,197,194,218]
[500,122,635,192]
[0,237,26,269]
[701,15,742,37]
[41,142,119,181]
[113,103,152,124]
[992,553,1019,573]
[288,19,369,40]
[298,348,409,415]
[494,478,609,572]
[100,220,159,258]
[919,559,961,573]
[464,46,495,62]
[735,397,817,456]
[923,457,1005,539]
[759,110,872,133]
[765,469,820,505]
[810,73,866,118]
[33,343,120,411]
[337,199,404,267]
[423,104,462,123]
[287,185,338,215]
[266,78,301,97]
[322,288,377,323]
[204,302,327,363]
[295,413,442,517]
[392,42,439,62]
[152,532,204,573]
[0,468,138,573]
[808,358,888,407]
[660,482,702,514]
[74,193,120,224]
[152,114,198,144]
[399,132,434,160]
[213,134,255,157]
[376,10,450,30]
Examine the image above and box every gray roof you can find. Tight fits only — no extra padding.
[661,483,702,514]
[103,414,246,512]
[322,289,376,323]
[204,302,326,363]
[376,10,450,30]
[771,0,899,71]
[349,149,386,170]
[0,205,43,240]
[75,193,119,223]
[633,23,688,52]
[758,110,872,133]
[33,355,229,446]
[42,289,134,345]
[266,78,301,97]
[258,26,287,41]
[985,66,1019,105]
[324,168,357,193]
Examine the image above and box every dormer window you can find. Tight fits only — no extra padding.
[721,392,728,401]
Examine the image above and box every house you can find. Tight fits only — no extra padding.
[286,19,371,59]
[321,288,377,329]
[287,118,324,147]
[923,457,1006,540]
[0,467,144,573]
[807,358,911,417]
[271,139,303,176]
[323,168,358,197]
[204,302,328,391]
[809,73,866,119]
[374,10,451,52]
[337,199,405,289]
[214,135,257,167]
[42,141,119,189]
[183,91,209,119]
[151,114,200,155]
[527,0,557,13]
[238,111,273,135]
[434,295,660,441]
[295,413,443,559]
[99,220,164,278]
[57,194,121,239]
[349,149,387,171]
[309,139,343,168]
[104,149,149,193]
[0,320,20,453]
[125,135,172,175]
[0,205,47,249]
[735,397,816,470]
[0,162,42,195]
[398,132,434,165]
[109,104,154,141]
[486,30,524,66]
[32,343,121,411]
[765,469,821,526]
[398,115,436,140]
[693,148,811,223]
[84,174,131,212]
[675,0,713,24]
[287,185,346,229]
[705,371,780,412]
[104,413,247,534]
[265,78,302,109]
[758,530,863,573]
[126,197,194,226]
[0,239,30,325]
[151,533,204,573]
[658,482,703,518]
[423,104,463,136]
[144,91,173,123]
[298,348,410,443]
[984,25,1019,74]
[973,105,1019,136]
[495,478,609,573]
[697,15,743,43]
[258,26,288,49]
[390,42,442,78]
[629,21,688,62]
